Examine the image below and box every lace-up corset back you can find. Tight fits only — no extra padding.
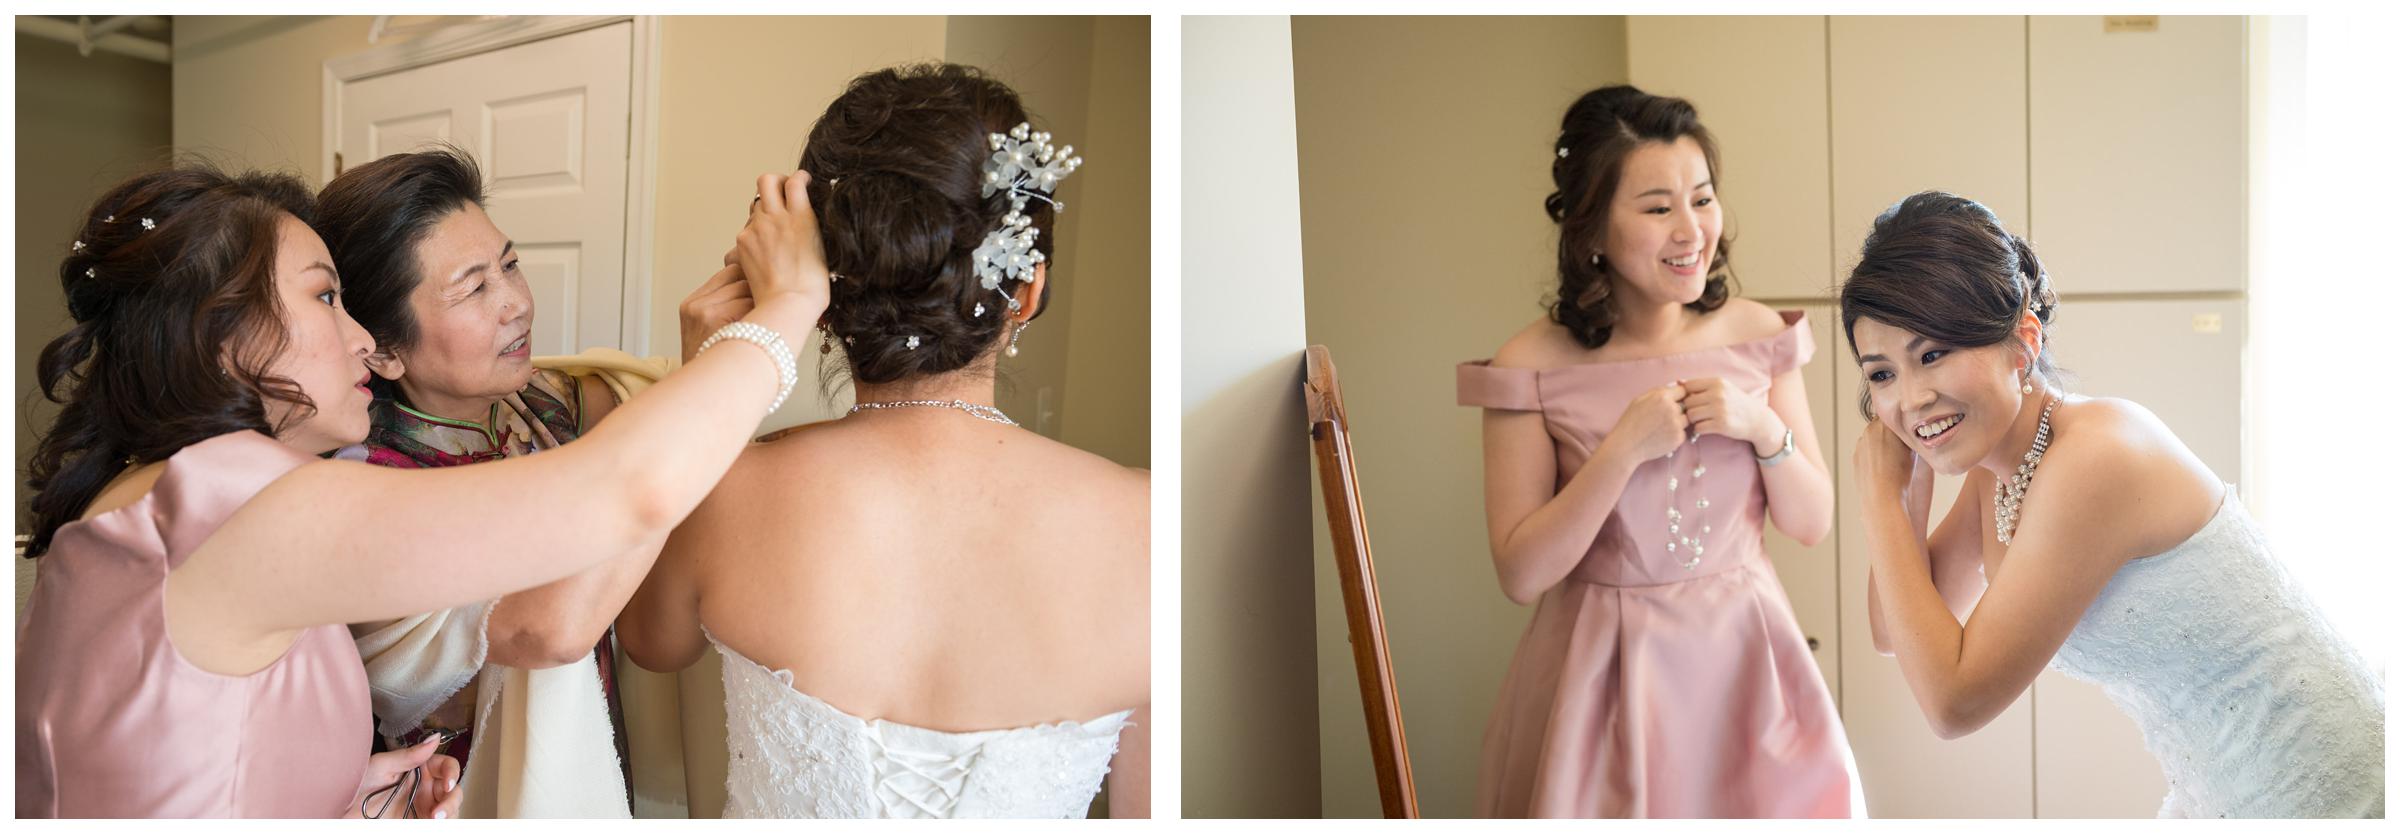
[708,631,1130,818]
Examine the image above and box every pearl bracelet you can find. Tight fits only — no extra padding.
[695,320,798,416]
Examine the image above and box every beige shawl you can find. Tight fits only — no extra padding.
[351,348,704,818]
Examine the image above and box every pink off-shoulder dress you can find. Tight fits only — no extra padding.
[1458,310,1861,818]
[16,431,371,817]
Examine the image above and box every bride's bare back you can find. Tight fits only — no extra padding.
[628,409,1148,732]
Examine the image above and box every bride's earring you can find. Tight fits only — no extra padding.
[2021,368,2035,396]
[819,325,834,356]
[1006,321,1028,358]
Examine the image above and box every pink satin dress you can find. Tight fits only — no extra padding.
[17,430,372,818]
[1457,311,1860,818]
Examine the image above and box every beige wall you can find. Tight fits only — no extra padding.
[1288,16,1626,818]
[15,33,174,608]
[945,16,1153,467]
[172,16,372,179]
[1058,16,1151,468]
[1182,15,1321,819]
[650,16,949,432]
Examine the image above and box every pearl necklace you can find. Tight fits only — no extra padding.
[847,398,1019,426]
[1665,434,1709,570]
[1992,396,2058,545]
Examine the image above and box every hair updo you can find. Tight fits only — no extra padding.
[1838,190,2065,418]
[1546,84,1736,349]
[798,62,1057,386]
[26,164,319,557]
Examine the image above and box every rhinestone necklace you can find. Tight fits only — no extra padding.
[1992,396,2058,545]
[1665,434,1709,571]
[847,398,1019,426]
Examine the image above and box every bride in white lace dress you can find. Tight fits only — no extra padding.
[619,63,1149,819]
[1842,192,2382,818]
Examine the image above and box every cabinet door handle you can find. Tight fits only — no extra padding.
[1806,636,1821,652]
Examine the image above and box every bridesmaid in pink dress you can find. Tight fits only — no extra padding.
[17,164,830,816]
[1457,86,1861,818]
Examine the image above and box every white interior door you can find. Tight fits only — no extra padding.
[336,22,633,357]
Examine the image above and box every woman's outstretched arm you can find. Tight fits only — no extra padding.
[176,173,827,639]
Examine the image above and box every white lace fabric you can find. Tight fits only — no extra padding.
[2048,488,2386,818]
[706,629,1132,818]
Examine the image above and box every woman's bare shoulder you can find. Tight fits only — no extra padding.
[1492,315,1577,370]
[1717,296,1789,342]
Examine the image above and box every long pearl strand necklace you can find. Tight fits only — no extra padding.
[1665,433,1709,571]
[1992,396,2058,545]
[847,398,1019,426]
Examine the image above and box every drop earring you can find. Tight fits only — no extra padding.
[2021,369,2035,396]
[1006,322,1028,358]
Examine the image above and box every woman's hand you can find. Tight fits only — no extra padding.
[1854,416,1919,503]
[677,263,753,364]
[733,171,833,321]
[1601,382,1689,463]
[344,737,463,819]
[1681,376,1784,454]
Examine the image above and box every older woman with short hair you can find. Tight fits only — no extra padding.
[311,148,660,817]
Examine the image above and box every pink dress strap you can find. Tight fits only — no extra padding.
[1763,310,1815,378]
[1458,361,1542,411]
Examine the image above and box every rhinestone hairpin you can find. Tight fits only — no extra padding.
[972,122,1083,317]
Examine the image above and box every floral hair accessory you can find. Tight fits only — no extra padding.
[140,217,155,230]
[972,122,1082,316]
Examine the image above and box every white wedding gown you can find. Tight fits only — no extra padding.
[2047,487,2384,818]
[706,628,1133,818]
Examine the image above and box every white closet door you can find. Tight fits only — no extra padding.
[1759,304,1843,697]
[1829,15,2035,819]
[2030,17,2247,295]
[337,22,633,356]
[2030,297,2244,817]
[1833,352,2036,819]
[1829,17,2028,275]
[1628,16,1832,300]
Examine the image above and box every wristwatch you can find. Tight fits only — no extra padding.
[1755,427,1796,467]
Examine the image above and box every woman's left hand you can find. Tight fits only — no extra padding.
[1682,377,1783,454]
[1854,416,1919,500]
[345,737,464,819]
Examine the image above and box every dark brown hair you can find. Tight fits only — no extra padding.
[799,62,1056,386]
[24,165,320,557]
[1546,85,1736,349]
[1838,190,2064,418]
[311,147,488,398]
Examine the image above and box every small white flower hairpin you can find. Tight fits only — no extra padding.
[973,302,986,317]
[72,241,84,252]
[140,218,155,230]
[1558,147,1570,158]
[102,215,115,223]
[905,335,921,351]
[85,267,96,278]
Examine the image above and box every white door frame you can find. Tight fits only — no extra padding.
[322,15,660,356]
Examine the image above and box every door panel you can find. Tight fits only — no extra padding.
[338,22,632,357]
